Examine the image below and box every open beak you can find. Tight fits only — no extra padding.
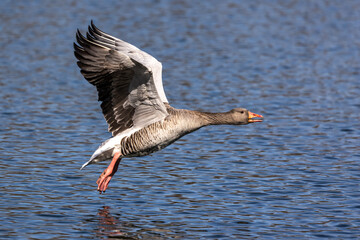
[248,111,264,123]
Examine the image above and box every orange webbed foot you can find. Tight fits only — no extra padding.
[96,152,121,194]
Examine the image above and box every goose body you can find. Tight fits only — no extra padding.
[74,22,263,193]
[83,106,205,168]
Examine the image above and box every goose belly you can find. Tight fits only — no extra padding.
[120,120,199,157]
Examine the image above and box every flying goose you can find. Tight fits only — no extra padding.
[74,22,263,193]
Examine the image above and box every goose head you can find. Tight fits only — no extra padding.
[228,108,264,125]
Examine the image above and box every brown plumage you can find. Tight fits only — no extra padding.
[74,21,263,193]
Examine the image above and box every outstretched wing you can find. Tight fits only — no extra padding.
[74,21,169,136]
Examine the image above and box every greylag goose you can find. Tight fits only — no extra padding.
[74,22,263,193]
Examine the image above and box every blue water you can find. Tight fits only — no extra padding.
[1,0,360,239]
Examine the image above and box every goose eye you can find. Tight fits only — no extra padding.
[240,111,244,114]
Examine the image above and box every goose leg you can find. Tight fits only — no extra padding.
[96,152,121,193]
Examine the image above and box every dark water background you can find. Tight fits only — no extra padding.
[1,0,360,239]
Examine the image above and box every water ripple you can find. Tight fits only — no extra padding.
[1,0,360,239]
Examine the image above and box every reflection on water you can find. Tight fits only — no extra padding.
[1,0,360,239]
[96,206,129,239]
[94,206,181,239]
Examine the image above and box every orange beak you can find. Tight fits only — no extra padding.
[248,111,264,123]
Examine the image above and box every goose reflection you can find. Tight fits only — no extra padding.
[95,206,174,239]
[96,206,127,238]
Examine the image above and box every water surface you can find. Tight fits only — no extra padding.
[1,0,359,239]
